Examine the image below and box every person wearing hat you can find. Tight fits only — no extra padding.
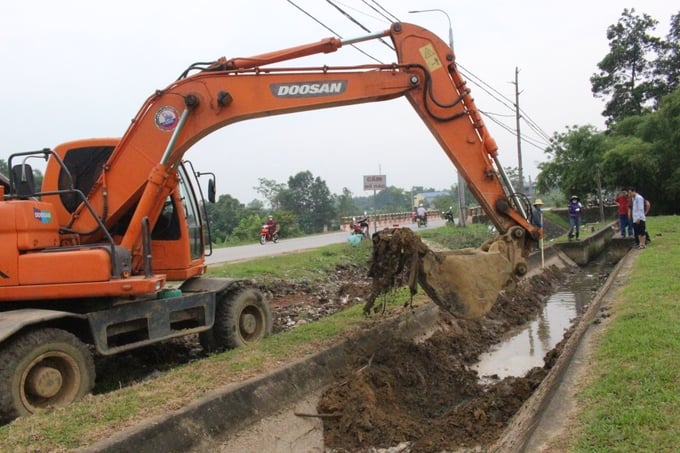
[531,199,544,229]
[567,195,583,240]
[531,199,545,252]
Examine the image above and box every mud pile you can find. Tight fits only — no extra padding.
[318,266,568,453]
[365,228,520,319]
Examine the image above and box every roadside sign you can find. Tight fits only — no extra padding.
[363,174,386,191]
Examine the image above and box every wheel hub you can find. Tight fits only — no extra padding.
[26,365,63,398]
[240,313,257,335]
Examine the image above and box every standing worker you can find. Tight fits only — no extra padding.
[531,199,545,263]
[567,195,583,240]
[629,187,650,249]
[615,189,633,237]
[531,199,544,229]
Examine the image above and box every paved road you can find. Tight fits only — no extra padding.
[206,219,446,265]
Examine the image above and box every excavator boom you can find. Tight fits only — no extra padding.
[47,23,536,266]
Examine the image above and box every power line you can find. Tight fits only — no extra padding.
[287,1,553,154]
[287,0,385,63]
[366,0,399,22]
[326,0,394,51]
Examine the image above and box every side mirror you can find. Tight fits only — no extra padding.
[11,164,36,198]
[208,179,216,204]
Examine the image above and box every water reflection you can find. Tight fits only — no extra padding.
[473,270,597,380]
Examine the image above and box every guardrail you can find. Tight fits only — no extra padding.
[339,210,442,231]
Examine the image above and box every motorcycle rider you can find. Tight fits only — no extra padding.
[356,213,369,237]
[443,206,455,224]
[416,204,427,226]
[265,215,278,237]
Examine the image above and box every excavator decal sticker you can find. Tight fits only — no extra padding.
[270,81,347,98]
[418,44,443,73]
[32,207,52,224]
[154,106,179,132]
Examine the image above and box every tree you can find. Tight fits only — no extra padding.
[279,171,336,234]
[654,12,680,98]
[591,9,664,125]
[374,186,410,213]
[602,87,680,214]
[206,194,246,243]
[432,185,458,213]
[254,177,286,210]
[230,213,265,242]
[335,187,358,217]
[536,125,608,200]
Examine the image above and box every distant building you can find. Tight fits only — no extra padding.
[413,191,450,207]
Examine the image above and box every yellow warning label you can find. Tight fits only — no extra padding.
[418,44,442,72]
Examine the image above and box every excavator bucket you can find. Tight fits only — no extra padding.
[365,228,520,319]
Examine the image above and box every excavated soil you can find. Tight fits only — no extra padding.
[92,240,579,453]
[318,265,571,453]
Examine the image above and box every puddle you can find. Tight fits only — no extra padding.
[473,261,610,381]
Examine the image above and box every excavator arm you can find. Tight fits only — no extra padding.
[47,22,538,281]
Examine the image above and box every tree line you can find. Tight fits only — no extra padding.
[537,9,679,214]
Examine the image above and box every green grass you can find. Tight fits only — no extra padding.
[418,223,495,249]
[564,216,680,452]
[206,240,373,282]
[542,209,569,229]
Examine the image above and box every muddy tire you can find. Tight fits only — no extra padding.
[199,289,272,352]
[0,328,95,422]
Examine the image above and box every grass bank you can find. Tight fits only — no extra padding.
[555,216,680,452]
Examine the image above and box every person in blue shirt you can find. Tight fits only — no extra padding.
[567,195,582,240]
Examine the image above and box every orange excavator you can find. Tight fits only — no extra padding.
[0,22,539,420]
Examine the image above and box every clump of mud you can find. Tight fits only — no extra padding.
[318,266,567,453]
[365,228,521,319]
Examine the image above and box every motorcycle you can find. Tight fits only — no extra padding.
[349,216,370,239]
[443,209,455,225]
[416,214,427,228]
[259,224,280,245]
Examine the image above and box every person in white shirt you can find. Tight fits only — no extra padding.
[628,187,650,249]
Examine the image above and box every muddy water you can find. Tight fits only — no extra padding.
[474,258,611,380]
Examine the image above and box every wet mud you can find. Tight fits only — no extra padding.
[318,266,573,453]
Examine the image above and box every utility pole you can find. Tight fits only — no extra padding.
[409,8,466,226]
[514,67,524,195]
[595,164,605,223]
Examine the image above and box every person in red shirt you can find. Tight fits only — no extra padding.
[615,189,633,237]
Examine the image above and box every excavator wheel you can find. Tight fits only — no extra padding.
[0,328,95,423]
[199,288,273,352]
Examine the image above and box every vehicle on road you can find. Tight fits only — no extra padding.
[260,224,280,244]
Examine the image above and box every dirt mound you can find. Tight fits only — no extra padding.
[318,266,567,453]
[365,228,525,319]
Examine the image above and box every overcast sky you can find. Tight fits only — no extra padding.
[1,1,676,204]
